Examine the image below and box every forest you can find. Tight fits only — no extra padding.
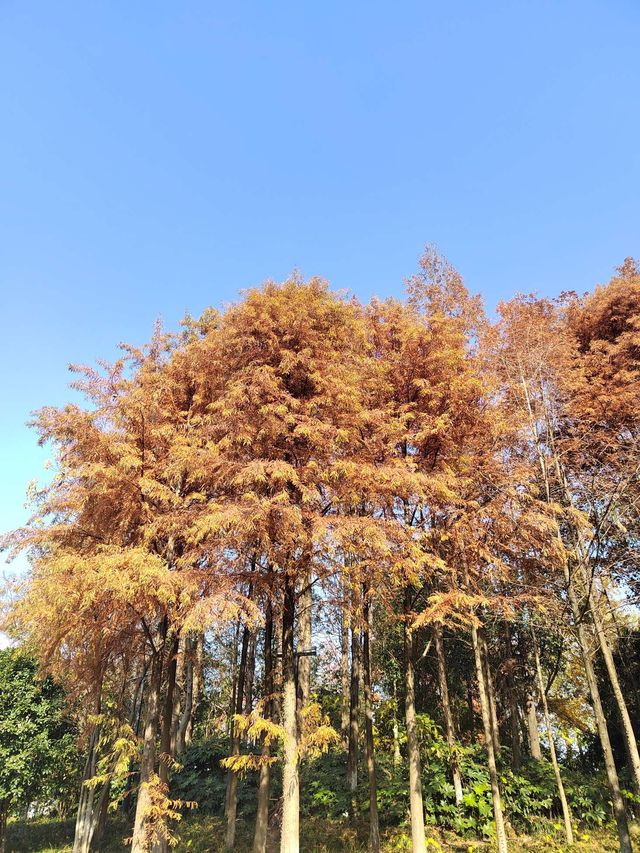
[1,248,639,853]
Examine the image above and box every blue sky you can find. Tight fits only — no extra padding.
[1,1,639,570]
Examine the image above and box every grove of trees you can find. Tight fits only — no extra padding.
[2,248,639,852]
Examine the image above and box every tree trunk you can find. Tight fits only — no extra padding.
[225,623,250,850]
[566,575,632,853]
[176,631,203,752]
[186,633,204,747]
[363,586,380,853]
[480,630,501,756]
[526,692,541,760]
[244,631,257,715]
[340,606,350,746]
[170,636,186,757]
[471,625,508,853]
[253,600,274,853]
[404,593,426,853]
[160,635,179,786]
[0,801,7,853]
[588,588,640,797]
[347,619,361,795]
[536,391,632,849]
[297,571,312,711]
[532,633,573,845]
[131,638,165,853]
[392,675,401,768]
[433,625,463,804]
[72,716,102,853]
[505,629,521,772]
[153,634,179,853]
[280,575,300,853]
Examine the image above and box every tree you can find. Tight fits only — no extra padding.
[0,650,77,853]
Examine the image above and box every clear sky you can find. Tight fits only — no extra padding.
[1,1,639,571]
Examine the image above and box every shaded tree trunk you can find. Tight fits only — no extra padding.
[526,691,541,760]
[131,633,165,853]
[532,632,573,845]
[0,801,7,853]
[244,631,256,716]
[433,625,463,804]
[280,575,300,853]
[340,606,350,745]
[363,585,380,853]
[588,588,640,797]
[297,570,312,710]
[225,623,250,850]
[72,713,102,853]
[347,618,361,796]
[392,675,401,768]
[253,599,274,853]
[404,591,426,853]
[567,575,632,853]
[471,624,508,853]
[480,630,501,756]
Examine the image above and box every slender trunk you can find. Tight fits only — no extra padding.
[588,589,640,796]
[245,631,256,715]
[184,632,203,748]
[280,575,300,853]
[363,586,380,853]
[433,625,463,804]
[566,575,632,852]
[532,633,573,845]
[526,692,541,760]
[505,629,521,772]
[131,638,165,853]
[160,636,179,785]
[225,624,250,850]
[90,775,111,848]
[404,591,426,853]
[153,634,179,853]
[347,620,361,795]
[297,571,312,710]
[253,600,274,853]
[340,607,350,745]
[471,625,508,853]
[72,716,102,853]
[170,636,186,757]
[392,675,401,768]
[0,801,7,853]
[480,630,501,756]
[527,377,632,849]
[176,638,194,755]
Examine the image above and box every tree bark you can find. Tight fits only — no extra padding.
[225,623,250,850]
[363,586,380,853]
[297,570,312,711]
[588,587,640,797]
[479,630,501,756]
[280,575,300,853]
[131,636,165,853]
[526,691,541,760]
[392,675,402,768]
[347,619,361,795]
[404,593,426,853]
[253,600,274,853]
[72,715,102,853]
[471,624,508,853]
[0,801,7,853]
[244,631,257,715]
[532,633,573,845]
[567,575,632,853]
[340,606,350,746]
[433,625,463,804]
